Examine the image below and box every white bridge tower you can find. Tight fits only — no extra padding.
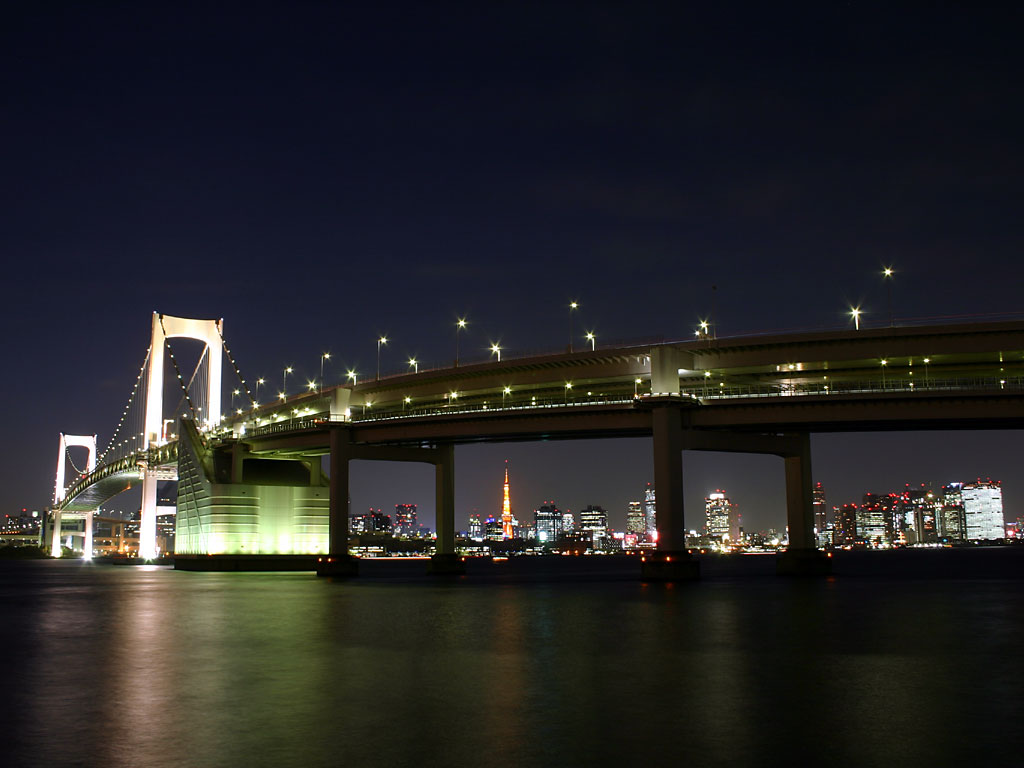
[140,313,224,559]
[53,434,97,558]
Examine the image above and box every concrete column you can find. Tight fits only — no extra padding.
[643,403,698,580]
[51,511,62,558]
[428,443,464,574]
[84,511,94,560]
[778,433,830,576]
[140,472,158,560]
[435,444,455,555]
[651,404,685,550]
[328,428,350,556]
[319,427,357,577]
[784,433,814,551]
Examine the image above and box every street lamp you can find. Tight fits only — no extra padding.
[502,386,511,407]
[490,342,502,362]
[283,366,293,397]
[564,381,573,404]
[320,353,331,393]
[255,378,265,401]
[347,370,358,385]
[850,307,862,331]
[403,396,411,411]
[377,336,388,380]
[408,357,419,374]
[569,302,579,352]
[455,318,467,366]
[923,357,930,386]
[634,377,642,397]
[880,359,888,388]
[231,388,240,407]
[882,266,894,327]
[699,320,709,337]
[585,331,595,351]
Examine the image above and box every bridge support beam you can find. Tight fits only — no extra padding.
[318,427,358,577]
[428,443,465,575]
[139,472,159,560]
[50,511,63,558]
[83,511,93,560]
[643,402,699,581]
[777,433,831,577]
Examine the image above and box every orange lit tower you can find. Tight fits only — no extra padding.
[501,461,513,539]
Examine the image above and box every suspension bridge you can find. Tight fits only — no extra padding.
[50,312,1024,578]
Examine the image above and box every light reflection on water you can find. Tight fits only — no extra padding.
[1,553,1022,768]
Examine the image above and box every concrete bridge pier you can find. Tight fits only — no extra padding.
[777,433,831,577]
[427,442,465,575]
[642,401,699,581]
[50,510,63,558]
[317,428,359,577]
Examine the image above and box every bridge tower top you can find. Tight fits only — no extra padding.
[55,433,97,505]
[144,313,224,448]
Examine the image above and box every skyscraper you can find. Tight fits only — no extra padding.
[626,501,645,535]
[394,504,417,538]
[940,483,966,541]
[962,479,1004,540]
[858,494,887,546]
[813,482,827,538]
[579,505,608,545]
[534,502,562,544]
[643,484,657,541]
[704,491,733,543]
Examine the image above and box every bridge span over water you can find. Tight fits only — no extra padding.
[52,313,1024,578]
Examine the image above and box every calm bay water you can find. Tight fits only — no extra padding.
[2,550,1022,767]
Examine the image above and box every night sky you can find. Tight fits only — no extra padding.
[4,2,1023,533]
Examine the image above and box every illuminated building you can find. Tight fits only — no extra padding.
[813,482,828,545]
[895,485,937,544]
[394,504,418,538]
[468,513,483,541]
[484,516,504,541]
[579,505,608,545]
[940,484,966,541]
[626,501,645,535]
[351,509,391,534]
[562,511,575,532]
[835,504,857,545]
[534,502,562,544]
[500,464,513,539]
[857,495,887,546]
[643,484,657,541]
[704,491,733,543]
[962,479,1004,540]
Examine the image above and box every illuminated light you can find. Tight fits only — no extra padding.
[849,306,862,330]
[503,386,512,395]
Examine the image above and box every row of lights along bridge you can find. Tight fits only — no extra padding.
[237,268,899,402]
[244,304,604,401]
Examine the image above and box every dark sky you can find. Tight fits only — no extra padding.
[3,2,1023,532]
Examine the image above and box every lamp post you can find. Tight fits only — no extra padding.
[880,359,888,388]
[320,353,330,393]
[255,378,265,403]
[850,307,862,331]
[347,370,358,386]
[403,396,411,411]
[564,381,573,404]
[585,331,595,351]
[231,389,240,408]
[502,386,511,407]
[283,366,293,397]
[377,336,387,380]
[568,302,579,352]
[923,357,930,387]
[490,343,502,362]
[455,318,467,366]
[408,357,419,374]
[882,266,894,327]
